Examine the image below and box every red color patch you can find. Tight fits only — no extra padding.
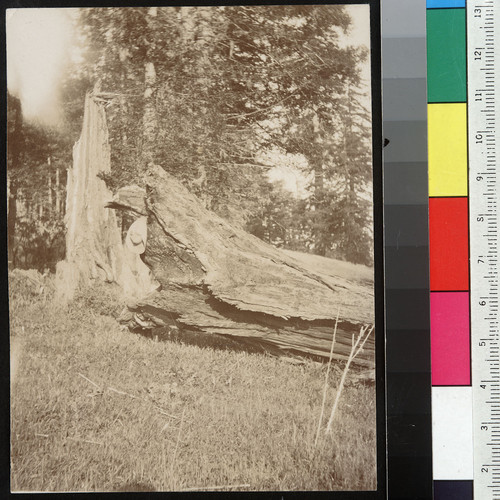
[429,197,469,291]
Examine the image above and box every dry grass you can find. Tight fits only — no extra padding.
[9,271,377,492]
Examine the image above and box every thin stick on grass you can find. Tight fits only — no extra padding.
[325,324,374,434]
[180,484,251,491]
[77,372,101,389]
[108,386,173,416]
[155,407,180,419]
[81,375,180,419]
[314,308,340,448]
[67,436,103,446]
[108,386,137,399]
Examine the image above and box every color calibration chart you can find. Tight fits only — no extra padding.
[428,0,473,498]
[426,0,500,498]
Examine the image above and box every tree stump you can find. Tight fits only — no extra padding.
[55,91,156,303]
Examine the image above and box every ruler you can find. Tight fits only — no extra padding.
[469,0,500,497]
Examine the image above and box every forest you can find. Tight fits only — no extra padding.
[7,5,373,273]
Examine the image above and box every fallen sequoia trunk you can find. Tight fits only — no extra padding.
[108,166,376,369]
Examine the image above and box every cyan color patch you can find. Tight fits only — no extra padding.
[427,9,466,103]
[427,0,465,8]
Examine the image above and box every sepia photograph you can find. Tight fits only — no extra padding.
[7,3,379,492]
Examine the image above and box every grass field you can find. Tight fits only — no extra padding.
[9,270,377,492]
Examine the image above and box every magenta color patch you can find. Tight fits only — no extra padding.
[431,292,470,386]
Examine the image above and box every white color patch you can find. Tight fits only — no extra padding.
[432,386,473,480]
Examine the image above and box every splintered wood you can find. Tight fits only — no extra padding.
[55,91,156,303]
[111,165,375,368]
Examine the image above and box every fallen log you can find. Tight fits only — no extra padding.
[107,166,375,368]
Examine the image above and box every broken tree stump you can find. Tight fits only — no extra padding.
[55,90,157,303]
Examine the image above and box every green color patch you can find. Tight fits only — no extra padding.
[427,8,466,103]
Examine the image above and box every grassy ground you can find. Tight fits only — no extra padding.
[10,270,377,492]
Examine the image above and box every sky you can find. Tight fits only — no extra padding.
[6,8,76,125]
[6,5,371,128]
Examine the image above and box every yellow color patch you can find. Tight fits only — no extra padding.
[428,103,468,197]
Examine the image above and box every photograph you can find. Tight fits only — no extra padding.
[7,3,379,492]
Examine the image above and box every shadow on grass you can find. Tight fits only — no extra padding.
[132,325,375,386]
[133,325,275,358]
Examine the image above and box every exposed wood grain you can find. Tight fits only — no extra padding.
[113,165,375,368]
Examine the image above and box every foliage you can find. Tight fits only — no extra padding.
[7,92,70,270]
[13,215,65,272]
[246,181,311,251]
[68,5,374,260]
[8,94,72,194]
[314,89,373,264]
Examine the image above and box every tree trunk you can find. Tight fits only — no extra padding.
[313,162,327,257]
[55,89,156,303]
[7,93,23,268]
[64,85,375,369]
[108,166,375,369]
[55,167,61,215]
[48,160,52,213]
[143,61,157,159]
[311,110,326,257]
[314,163,324,196]
[7,182,18,267]
[142,7,158,171]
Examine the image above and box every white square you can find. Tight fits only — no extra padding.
[432,386,473,480]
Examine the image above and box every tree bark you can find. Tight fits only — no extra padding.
[47,156,53,213]
[7,182,18,267]
[55,167,61,215]
[142,7,158,171]
[311,110,327,257]
[55,90,156,303]
[7,93,23,268]
[109,166,375,368]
